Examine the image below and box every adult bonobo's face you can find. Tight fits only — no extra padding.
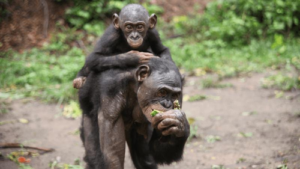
[112,4,157,49]
[136,63,183,121]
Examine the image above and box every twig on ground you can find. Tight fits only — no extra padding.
[0,143,54,153]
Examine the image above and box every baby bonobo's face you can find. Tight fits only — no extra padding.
[121,19,147,49]
[114,4,156,48]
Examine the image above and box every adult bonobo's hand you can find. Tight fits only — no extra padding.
[151,110,189,137]
[128,50,158,64]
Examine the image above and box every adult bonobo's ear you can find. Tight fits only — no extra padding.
[181,73,186,86]
[149,14,157,29]
[112,13,120,29]
[136,65,150,82]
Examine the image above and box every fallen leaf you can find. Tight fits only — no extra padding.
[18,156,31,163]
[19,118,29,124]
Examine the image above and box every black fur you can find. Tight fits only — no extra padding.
[79,58,188,169]
[75,4,173,79]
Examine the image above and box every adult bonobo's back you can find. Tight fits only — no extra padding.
[79,58,190,169]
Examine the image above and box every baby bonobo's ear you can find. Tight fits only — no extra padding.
[149,14,157,29]
[136,65,150,82]
[112,13,120,29]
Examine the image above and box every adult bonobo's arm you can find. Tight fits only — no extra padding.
[150,109,190,164]
[97,92,126,169]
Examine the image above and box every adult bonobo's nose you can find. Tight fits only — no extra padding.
[161,100,173,109]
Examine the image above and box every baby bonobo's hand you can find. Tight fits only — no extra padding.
[73,76,86,89]
[128,50,158,64]
[151,109,189,137]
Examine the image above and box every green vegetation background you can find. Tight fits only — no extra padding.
[1,0,300,104]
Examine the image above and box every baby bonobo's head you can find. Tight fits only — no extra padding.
[112,4,157,48]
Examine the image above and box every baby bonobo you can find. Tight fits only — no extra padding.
[73,4,174,89]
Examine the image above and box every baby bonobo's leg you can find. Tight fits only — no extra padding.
[73,76,86,89]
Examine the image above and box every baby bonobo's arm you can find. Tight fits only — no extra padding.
[73,25,122,89]
[73,25,155,89]
[148,29,174,62]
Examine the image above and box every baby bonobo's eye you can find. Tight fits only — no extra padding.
[137,25,144,32]
[125,25,133,32]
[157,89,167,97]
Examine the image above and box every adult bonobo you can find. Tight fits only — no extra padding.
[79,58,190,169]
[73,4,173,89]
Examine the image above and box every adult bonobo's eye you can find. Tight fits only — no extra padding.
[172,93,179,100]
[137,24,144,32]
[125,25,133,32]
[157,89,167,97]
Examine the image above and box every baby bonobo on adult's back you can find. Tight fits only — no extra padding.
[73,4,174,89]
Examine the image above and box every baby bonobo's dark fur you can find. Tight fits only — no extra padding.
[79,58,190,169]
[73,4,173,89]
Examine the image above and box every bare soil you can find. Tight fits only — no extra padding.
[0,0,69,51]
[0,73,300,169]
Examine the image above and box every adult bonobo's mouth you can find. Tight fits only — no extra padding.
[141,103,169,122]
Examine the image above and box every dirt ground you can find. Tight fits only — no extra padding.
[0,73,300,169]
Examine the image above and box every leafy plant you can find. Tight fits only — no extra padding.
[0,46,84,103]
[49,158,83,169]
[200,78,233,89]
[168,0,300,45]
[262,73,300,91]
[188,95,207,102]
[62,100,82,119]
[7,153,33,169]
[187,117,198,141]
[206,135,221,143]
[238,132,253,138]
[277,164,288,169]
[212,165,228,169]
[64,0,138,29]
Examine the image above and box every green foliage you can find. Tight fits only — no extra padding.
[164,37,300,77]
[187,117,197,141]
[238,132,253,138]
[277,164,288,169]
[65,0,138,29]
[49,158,84,169]
[62,100,82,118]
[0,23,87,103]
[211,165,227,169]
[141,2,164,15]
[200,78,232,89]
[0,47,84,103]
[169,0,300,45]
[63,0,163,35]
[188,95,207,102]
[206,135,221,143]
[262,73,300,91]
[0,100,10,114]
[7,153,33,169]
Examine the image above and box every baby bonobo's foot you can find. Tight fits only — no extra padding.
[73,76,86,89]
